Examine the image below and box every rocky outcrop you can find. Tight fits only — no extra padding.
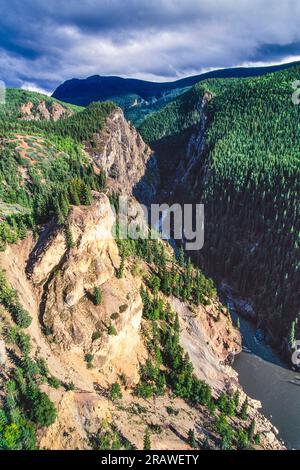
[85,108,159,204]
[170,296,241,391]
[20,100,73,121]
[30,194,119,298]
[174,92,212,194]
[39,391,111,450]
[26,193,146,385]
[220,284,257,322]
[154,92,212,204]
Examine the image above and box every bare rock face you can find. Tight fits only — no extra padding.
[29,193,146,384]
[20,100,73,121]
[29,229,66,286]
[39,391,110,450]
[86,108,159,203]
[20,101,35,118]
[51,102,73,121]
[170,296,241,391]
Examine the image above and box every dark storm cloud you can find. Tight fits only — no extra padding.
[3,0,209,33]
[1,0,300,93]
[253,42,300,62]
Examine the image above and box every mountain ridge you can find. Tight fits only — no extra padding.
[52,60,300,105]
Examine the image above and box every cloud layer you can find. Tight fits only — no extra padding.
[1,0,300,93]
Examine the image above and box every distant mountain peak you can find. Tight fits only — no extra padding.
[52,61,300,127]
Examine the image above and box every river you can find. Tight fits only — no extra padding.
[228,300,300,450]
[158,214,300,450]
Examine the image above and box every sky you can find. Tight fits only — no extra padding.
[1,0,300,94]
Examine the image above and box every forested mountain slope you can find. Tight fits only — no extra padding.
[0,89,283,450]
[0,89,81,123]
[0,99,116,245]
[139,66,300,353]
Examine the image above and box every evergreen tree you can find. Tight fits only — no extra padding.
[202,437,210,450]
[93,287,102,306]
[117,252,125,279]
[188,429,197,449]
[240,398,249,420]
[110,383,122,401]
[233,390,240,408]
[143,428,151,450]
[65,224,74,249]
[248,419,256,441]
[178,246,185,268]
[81,184,93,205]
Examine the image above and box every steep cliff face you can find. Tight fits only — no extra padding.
[170,296,240,391]
[25,194,146,383]
[152,92,211,205]
[85,108,159,204]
